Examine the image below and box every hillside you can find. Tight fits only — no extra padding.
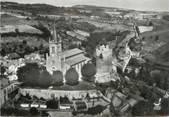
[73,5,132,11]
[1,1,72,15]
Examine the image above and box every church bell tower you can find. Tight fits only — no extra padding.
[46,24,62,74]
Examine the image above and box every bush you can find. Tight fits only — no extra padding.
[65,68,79,86]
[81,63,96,82]
[52,70,64,86]
[86,105,105,115]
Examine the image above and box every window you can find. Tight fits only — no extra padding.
[52,47,55,53]
[52,60,55,65]
[52,66,56,70]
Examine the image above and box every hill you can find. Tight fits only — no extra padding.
[1,1,67,15]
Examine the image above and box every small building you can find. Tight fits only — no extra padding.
[73,100,88,112]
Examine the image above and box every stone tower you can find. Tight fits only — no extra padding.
[46,24,62,74]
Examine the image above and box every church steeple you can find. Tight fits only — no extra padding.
[49,24,62,56]
[46,23,62,74]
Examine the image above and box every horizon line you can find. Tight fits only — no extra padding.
[1,0,169,12]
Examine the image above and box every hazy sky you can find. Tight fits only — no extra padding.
[3,0,169,11]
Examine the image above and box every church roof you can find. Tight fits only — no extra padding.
[65,54,90,66]
[61,48,84,59]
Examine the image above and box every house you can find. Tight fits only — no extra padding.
[74,30,90,37]
[66,30,87,45]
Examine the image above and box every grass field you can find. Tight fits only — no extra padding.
[0,14,49,47]
[1,14,38,26]
[0,25,42,34]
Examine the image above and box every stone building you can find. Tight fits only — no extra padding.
[46,25,91,80]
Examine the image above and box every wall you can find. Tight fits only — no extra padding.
[20,88,98,100]
[0,82,18,108]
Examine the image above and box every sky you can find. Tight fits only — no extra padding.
[2,0,169,12]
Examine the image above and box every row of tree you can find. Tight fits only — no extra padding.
[1,40,48,58]
[17,62,96,88]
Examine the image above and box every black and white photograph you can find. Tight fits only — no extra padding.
[0,0,169,116]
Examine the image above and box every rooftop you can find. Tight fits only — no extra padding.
[66,31,87,41]
[61,48,84,59]
[65,54,90,66]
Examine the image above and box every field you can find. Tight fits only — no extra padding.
[0,13,49,48]
[1,14,38,26]
[0,25,42,34]
[141,29,169,51]
[1,36,49,47]
[141,26,169,64]
[78,19,130,31]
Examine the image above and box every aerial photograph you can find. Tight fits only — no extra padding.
[0,0,169,116]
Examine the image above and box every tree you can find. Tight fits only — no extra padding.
[149,21,154,26]
[46,99,59,109]
[163,74,169,90]
[81,63,96,82]
[0,49,6,56]
[33,22,50,39]
[87,105,106,115]
[15,28,19,34]
[24,69,40,87]
[99,53,103,59]
[17,63,40,87]
[155,35,159,41]
[161,98,169,115]
[38,70,52,88]
[132,101,154,116]
[109,94,120,116]
[135,26,140,36]
[22,40,27,45]
[65,68,79,86]
[0,64,6,76]
[52,70,64,86]
[29,107,39,115]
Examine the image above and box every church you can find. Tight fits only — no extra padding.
[46,25,91,80]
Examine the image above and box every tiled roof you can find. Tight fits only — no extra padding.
[65,54,90,66]
[61,48,84,59]
[66,31,87,41]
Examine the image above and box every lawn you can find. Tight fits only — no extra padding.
[21,81,96,91]
[53,81,96,90]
